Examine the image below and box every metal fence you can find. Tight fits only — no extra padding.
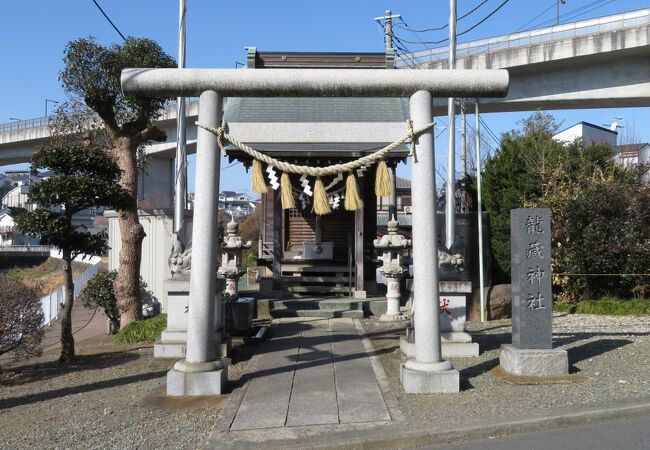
[39,259,102,327]
[0,98,200,134]
[397,7,650,67]
[0,116,50,133]
[0,245,52,253]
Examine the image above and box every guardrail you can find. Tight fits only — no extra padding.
[0,245,52,253]
[0,98,200,134]
[397,7,650,66]
[0,116,50,133]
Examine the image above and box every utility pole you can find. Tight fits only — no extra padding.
[174,0,187,244]
[557,0,566,25]
[475,100,486,323]
[377,9,401,220]
[374,10,401,51]
[445,0,457,250]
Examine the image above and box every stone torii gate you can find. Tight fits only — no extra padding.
[121,68,509,395]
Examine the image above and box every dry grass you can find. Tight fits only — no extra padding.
[4,258,86,296]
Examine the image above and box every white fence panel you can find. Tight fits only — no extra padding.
[39,260,103,327]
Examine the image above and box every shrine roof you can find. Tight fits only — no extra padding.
[223,97,409,123]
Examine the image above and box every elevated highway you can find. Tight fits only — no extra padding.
[397,7,650,114]
[1,7,649,167]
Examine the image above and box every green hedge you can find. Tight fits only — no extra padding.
[114,314,167,344]
[575,298,650,316]
[553,298,650,316]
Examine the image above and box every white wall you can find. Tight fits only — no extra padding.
[107,209,193,311]
[553,123,617,147]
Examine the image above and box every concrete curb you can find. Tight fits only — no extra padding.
[281,396,650,450]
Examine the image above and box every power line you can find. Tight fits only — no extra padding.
[458,0,510,37]
[91,0,126,41]
[391,0,511,46]
[515,0,612,32]
[535,0,616,28]
[479,116,501,148]
[395,0,490,33]
[513,1,558,32]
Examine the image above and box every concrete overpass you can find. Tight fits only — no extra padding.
[1,7,649,167]
[398,7,650,114]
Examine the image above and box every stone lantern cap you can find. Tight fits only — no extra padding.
[222,217,253,250]
[373,216,412,249]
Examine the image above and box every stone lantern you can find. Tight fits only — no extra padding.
[374,216,411,321]
[218,217,252,300]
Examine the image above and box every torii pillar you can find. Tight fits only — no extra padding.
[121,67,508,395]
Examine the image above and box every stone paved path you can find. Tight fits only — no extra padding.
[230,318,390,430]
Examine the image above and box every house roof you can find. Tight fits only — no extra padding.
[248,50,391,69]
[223,49,409,162]
[555,121,618,136]
[616,143,649,157]
[0,206,21,219]
[396,176,411,190]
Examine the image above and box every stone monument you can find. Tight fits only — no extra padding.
[374,216,411,321]
[499,208,568,376]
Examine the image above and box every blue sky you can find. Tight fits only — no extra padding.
[1,0,648,195]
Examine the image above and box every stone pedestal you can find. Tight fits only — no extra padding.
[167,360,228,396]
[400,362,459,393]
[439,281,479,357]
[400,281,479,358]
[154,278,228,358]
[499,344,568,376]
[378,277,409,322]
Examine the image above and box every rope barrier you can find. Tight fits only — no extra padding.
[196,119,434,176]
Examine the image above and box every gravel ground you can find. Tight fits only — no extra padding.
[1,314,648,449]
[362,312,650,432]
[0,335,255,450]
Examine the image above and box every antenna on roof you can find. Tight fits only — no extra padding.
[603,115,625,131]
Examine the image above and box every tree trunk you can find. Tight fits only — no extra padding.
[59,253,75,363]
[113,137,145,326]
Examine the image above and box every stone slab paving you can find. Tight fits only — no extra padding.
[229,318,390,430]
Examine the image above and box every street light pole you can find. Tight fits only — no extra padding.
[45,99,59,117]
[445,0,457,250]
[174,0,188,243]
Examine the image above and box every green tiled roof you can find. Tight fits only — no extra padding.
[223,97,409,123]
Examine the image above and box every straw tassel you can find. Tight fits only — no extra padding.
[312,177,331,215]
[344,172,363,211]
[375,159,392,197]
[251,159,267,193]
[280,172,296,209]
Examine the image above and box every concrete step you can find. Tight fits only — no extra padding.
[285,285,351,294]
[281,276,352,283]
[273,298,363,311]
[281,264,353,274]
[270,308,364,319]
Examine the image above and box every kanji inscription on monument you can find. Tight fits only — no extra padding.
[511,208,552,349]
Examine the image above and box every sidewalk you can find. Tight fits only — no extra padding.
[225,318,390,431]
[39,301,107,353]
